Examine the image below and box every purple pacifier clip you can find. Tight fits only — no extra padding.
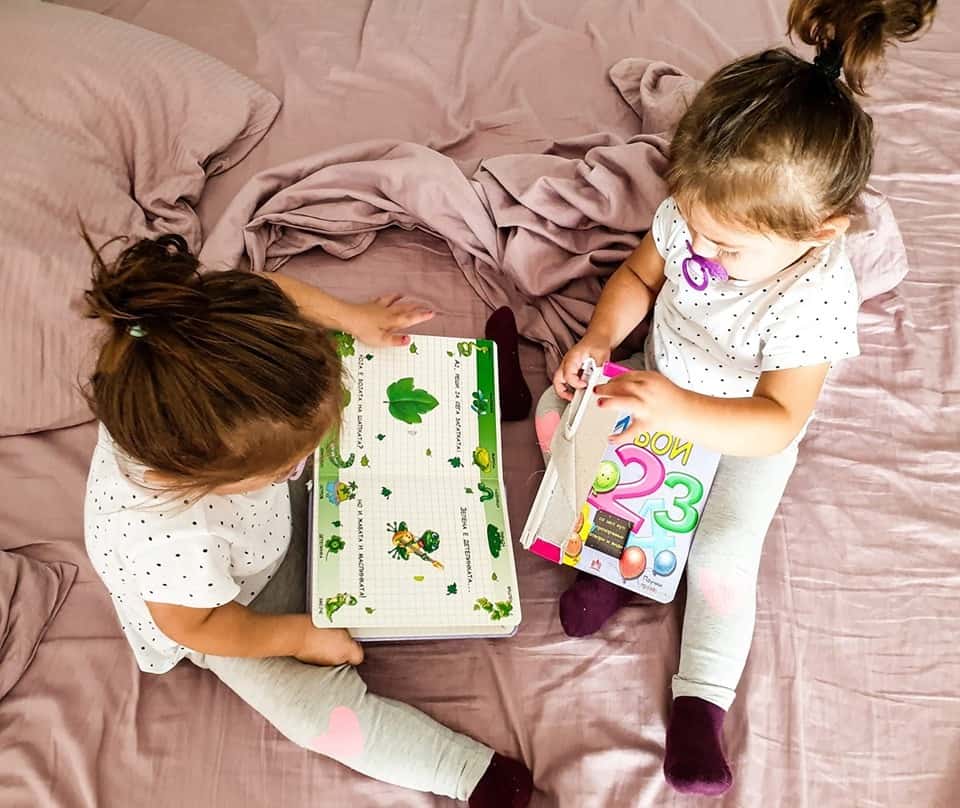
[681,240,729,291]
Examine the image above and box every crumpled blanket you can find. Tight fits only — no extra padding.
[200,59,907,371]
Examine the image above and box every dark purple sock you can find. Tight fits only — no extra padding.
[663,696,732,796]
[484,306,532,422]
[558,572,633,637]
[469,753,533,808]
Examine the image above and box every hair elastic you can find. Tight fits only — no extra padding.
[127,323,148,338]
[813,43,843,81]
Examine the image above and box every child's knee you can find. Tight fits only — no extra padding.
[688,559,758,619]
[534,388,567,454]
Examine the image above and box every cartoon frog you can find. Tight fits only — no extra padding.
[323,592,358,622]
[387,521,443,569]
[472,446,493,473]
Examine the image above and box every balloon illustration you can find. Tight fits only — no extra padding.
[619,546,646,580]
[653,549,677,577]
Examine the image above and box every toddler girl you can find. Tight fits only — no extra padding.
[82,234,532,806]
[536,0,936,795]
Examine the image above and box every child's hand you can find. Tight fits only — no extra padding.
[295,623,364,667]
[347,294,434,348]
[552,336,612,400]
[594,371,688,441]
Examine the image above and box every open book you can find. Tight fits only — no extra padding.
[520,360,720,604]
[309,334,521,640]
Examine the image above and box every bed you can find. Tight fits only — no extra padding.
[1,1,957,806]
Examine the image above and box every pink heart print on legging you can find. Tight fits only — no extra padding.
[310,706,365,759]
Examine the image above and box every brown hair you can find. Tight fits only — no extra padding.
[83,232,342,497]
[666,0,936,240]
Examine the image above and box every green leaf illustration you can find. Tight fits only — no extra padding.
[385,377,439,424]
[409,342,418,354]
[381,487,392,498]
[360,455,370,467]
[365,607,376,614]
[447,583,458,595]
[376,433,386,441]
[448,457,462,468]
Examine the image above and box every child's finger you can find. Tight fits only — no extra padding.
[596,394,641,413]
[611,419,645,444]
[389,333,412,347]
[392,307,435,329]
[563,362,589,390]
[375,293,403,307]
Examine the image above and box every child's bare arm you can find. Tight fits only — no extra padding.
[146,600,363,666]
[554,231,666,398]
[595,363,830,456]
[267,274,433,347]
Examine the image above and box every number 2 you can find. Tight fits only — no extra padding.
[587,444,665,533]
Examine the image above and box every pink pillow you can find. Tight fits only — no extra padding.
[0,0,281,436]
[0,551,77,700]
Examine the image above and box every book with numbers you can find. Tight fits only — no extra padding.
[309,333,521,640]
[520,361,720,604]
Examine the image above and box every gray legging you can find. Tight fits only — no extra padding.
[536,356,798,710]
[188,475,492,800]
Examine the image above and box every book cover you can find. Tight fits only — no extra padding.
[522,362,720,604]
[310,334,521,639]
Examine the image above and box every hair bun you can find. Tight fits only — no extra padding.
[788,0,937,94]
[82,230,206,334]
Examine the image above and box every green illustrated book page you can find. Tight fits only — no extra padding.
[311,334,520,632]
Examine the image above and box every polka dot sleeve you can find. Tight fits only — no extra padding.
[130,535,240,609]
[759,265,861,371]
[650,196,683,260]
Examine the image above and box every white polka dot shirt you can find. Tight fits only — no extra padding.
[646,198,861,399]
[84,425,291,673]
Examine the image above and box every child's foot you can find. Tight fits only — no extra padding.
[558,572,632,636]
[485,306,532,422]
[663,696,732,796]
[469,753,533,808]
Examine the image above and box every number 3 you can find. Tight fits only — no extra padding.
[654,472,704,534]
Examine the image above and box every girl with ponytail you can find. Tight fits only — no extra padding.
[536,0,936,795]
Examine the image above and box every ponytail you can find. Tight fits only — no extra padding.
[788,0,937,94]
[666,0,937,240]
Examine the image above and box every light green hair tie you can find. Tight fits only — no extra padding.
[127,323,148,339]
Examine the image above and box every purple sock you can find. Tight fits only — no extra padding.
[484,306,532,422]
[558,572,633,637]
[663,697,732,796]
[469,753,533,808]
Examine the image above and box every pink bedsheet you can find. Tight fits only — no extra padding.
[2,2,958,806]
